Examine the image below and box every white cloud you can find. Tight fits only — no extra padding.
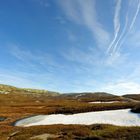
[126,30,140,47]
[61,44,129,69]
[61,46,103,68]
[99,64,140,95]
[0,67,66,92]
[105,51,128,67]
[0,70,45,89]
[58,0,110,49]
[9,44,65,70]
[102,81,140,94]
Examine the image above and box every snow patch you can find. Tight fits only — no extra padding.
[89,101,123,104]
[15,109,140,127]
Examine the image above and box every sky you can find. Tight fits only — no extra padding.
[0,0,140,94]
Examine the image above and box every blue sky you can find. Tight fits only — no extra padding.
[0,0,140,94]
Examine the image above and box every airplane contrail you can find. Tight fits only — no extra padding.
[129,0,140,30]
[109,0,140,54]
[107,0,121,54]
[114,0,140,53]
[112,17,128,53]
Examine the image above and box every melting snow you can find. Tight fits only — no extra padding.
[15,109,140,127]
[89,101,123,104]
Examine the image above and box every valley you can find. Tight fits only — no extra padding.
[0,84,140,140]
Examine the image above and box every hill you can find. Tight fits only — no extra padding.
[0,84,59,96]
[59,92,127,102]
[122,94,140,101]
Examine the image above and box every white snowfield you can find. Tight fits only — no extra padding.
[89,101,123,104]
[15,109,140,127]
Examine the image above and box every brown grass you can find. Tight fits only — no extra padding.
[0,92,140,140]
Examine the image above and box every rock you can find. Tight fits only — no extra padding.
[30,133,59,140]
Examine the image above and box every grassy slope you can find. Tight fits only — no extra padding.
[59,92,127,102]
[1,124,140,140]
[123,94,140,101]
[131,103,140,113]
[0,84,59,96]
[0,84,140,139]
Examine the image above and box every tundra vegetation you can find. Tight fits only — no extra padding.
[0,84,140,140]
